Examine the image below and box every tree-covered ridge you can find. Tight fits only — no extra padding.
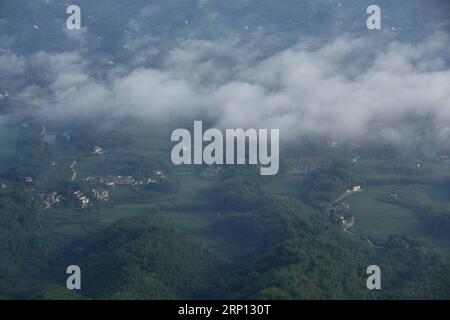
[64,215,228,299]
[0,186,53,298]
[203,181,450,299]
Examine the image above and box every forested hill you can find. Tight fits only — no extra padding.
[0,186,53,298]
[9,179,447,300]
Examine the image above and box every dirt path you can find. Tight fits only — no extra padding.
[332,189,361,204]
[70,160,77,181]
[362,236,384,249]
[342,216,355,235]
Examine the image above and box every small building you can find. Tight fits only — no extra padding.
[105,181,115,187]
[389,193,399,201]
[79,196,90,209]
[86,176,100,184]
[154,170,165,178]
[93,146,105,155]
[347,185,362,193]
[92,188,109,201]
[73,190,90,209]
[25,176,33,183]
[43,192,62,209]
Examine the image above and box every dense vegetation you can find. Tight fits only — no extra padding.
[298,161,365,206]
[61,215,227,299]
[0,186,54,298]
[1,164,450,299]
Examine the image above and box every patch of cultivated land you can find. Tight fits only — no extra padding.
[41,171,237,255]
[346,186,425,240]
[345,184,450,257]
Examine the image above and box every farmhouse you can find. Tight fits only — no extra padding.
[346,185,362,193]
[154,170,166,178]
[326,202,352,224]
[92,188,109,201]
[73,190,90,209]
[42,192,62,209]
[93,146,105,155]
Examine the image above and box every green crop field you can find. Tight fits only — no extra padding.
[41,172,233,255]
[346,186,425,240]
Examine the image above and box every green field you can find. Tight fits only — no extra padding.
[41,171,234,253]
[346,186,425,240]
[12,121,450,261]
[344,184,450,259]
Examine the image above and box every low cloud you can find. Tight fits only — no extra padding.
[25,30,450,147]
[0,52,26,77]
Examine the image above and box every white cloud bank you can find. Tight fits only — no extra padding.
[18,31,450,146]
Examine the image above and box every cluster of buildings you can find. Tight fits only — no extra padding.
[73,190,90,209]
[42,192,62,209]
[86,175,151,187]
[85,170,165,188]
[326,186,362,226]
[326,202,351,224]
[42,189,109,210]
[92,188,109,201]
[24,176,34,183]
